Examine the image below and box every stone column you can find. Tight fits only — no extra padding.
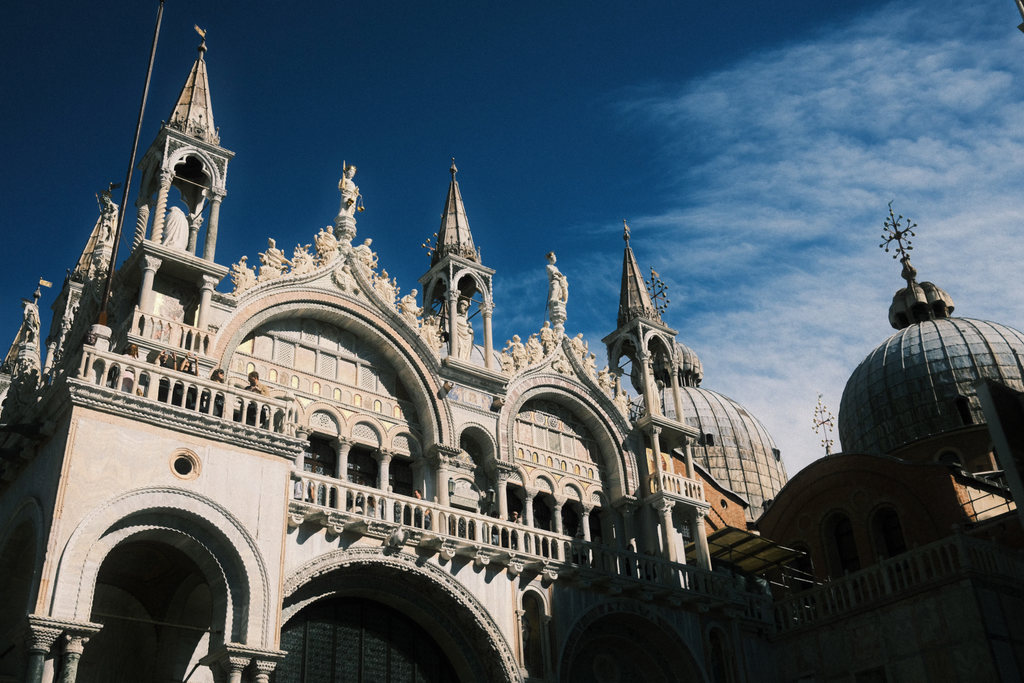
[496,469,510,520]
[57,634,90,683]
[647,426,664,494]
[293,427,312,470]
[693,508,712,570]
[203,191,225,262]
[375,450,392,491]
[220,656,249,683]
[334,439,351,480]
[481,301,494,369]
[638,352,660,417]
[21,621,62,683]
[133,199,151,250]
[437,457,451,506]
[670,365,684,422]
[138,255,162,314]
[447,292,459,359]
[149,169,174,244]
[617,501,638,551]
[657,499,677,563]
[253,660,278,683]
[196,274,219,331]
[581,505,593,542]
[683,438,695,479]
[524,491,535,528]
[551,497,565,535]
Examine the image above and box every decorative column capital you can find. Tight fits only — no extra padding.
[158,168,175,186]
[375,450,393,466]
[199,274,220,290]
[141,255,162,273]
[645,425,662,438]
[62,634,90,656]
[654,498,675,515]
[480,301,494,316]
[206,188,228,202]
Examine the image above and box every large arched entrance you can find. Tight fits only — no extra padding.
[275,597,458,683]
[77,540,213,683]
[560,606,704,683]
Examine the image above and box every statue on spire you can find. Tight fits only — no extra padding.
[338,163,363,218]
[546,252,568,335]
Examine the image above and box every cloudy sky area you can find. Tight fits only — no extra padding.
[2,0,1024,477]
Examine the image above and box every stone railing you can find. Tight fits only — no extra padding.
[76,346,295,435]
[647,471,705,501]
[774,532,1024,632]
[126,308,214,356]
[288,470,770,620]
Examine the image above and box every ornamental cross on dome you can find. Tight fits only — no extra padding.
[646,267,670,316]
[880,201,916,260]
[812,393,835,456]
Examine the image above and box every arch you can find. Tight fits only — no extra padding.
[558,599,706,683]
[501,379,634,500]
[282,547,520,683]
[823,510,860,576]
[0,498,45,678]
[50,487,274,648]
[164,146,225,192]
[458,422,499,470]
[212,296,451,449]
[519,587,551,678]
[869,505,907,560]
[352,420,382,447]
[450,268,492,307]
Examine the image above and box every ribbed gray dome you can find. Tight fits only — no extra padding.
[663,387,787,520]
[839,317,1024,455]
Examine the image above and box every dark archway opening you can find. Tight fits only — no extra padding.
[563,613,700,683]
[0,522,36,680]
[77,540,212,683]
[275,597,458,683]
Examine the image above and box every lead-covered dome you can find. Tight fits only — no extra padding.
[839,317,1024,455]
[663,386,787,520]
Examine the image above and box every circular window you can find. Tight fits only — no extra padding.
[169,450,201,480]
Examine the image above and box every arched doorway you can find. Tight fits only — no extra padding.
[77,540,213,683]
[275,597,458,683]
[561,610,702,683]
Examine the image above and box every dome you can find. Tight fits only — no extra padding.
[674,342,704,388]
[663,386,787,520]
[839,317,1024,455]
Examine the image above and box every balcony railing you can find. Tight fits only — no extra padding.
[646,471,705,501]
[125,308,214,356]
[774,532,1024,632]
[76,346,295,435]
[288,470,770,621]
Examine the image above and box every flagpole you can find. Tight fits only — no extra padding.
[98,0,165,325]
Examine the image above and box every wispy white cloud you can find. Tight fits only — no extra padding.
[617,0,1024,476]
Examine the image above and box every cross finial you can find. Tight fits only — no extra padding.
[195,25,207,55]
[450,158,457,180]
[623,219,630,243]
[812,393,836,456]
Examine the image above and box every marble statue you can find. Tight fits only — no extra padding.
[454,298,474,361]
[399,290,421,325]
[570,333,588,361]
[525,333,543,366]
[546,252,568,333]
[420,315,443,354]
[539,321,557,355]
[374,270,396,307]
[259,238,290,281]
[353,238,377,271]
[163,206,190,250]
[613,388,630,416]
[597,366,615,396]
[230,256,257,294]
[338,163,361,217]
[96,190,117,243]
[314,227,339,266]
[509,335,528,372]
[290,244,316,276]
[583,352,597,379]
[499,349,515,375]
[334,264,359,296]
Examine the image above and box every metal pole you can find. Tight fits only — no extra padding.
[98,0,165,325]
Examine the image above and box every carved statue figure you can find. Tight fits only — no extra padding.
[398,289,421,325]
[374,269,396,307]
[583,352,597,379]
[353,238,377,271]
[597,366,615,396]
[96,190,117,243]
[334,264,359,296]
[570,333,589,361]
[509,335,528,371]
[525,333,543,366]
[613,388,630,416]
[499,350,515,375]
[162,206,190,250]
[454,298,474,361]
[290,244,316,276]
[314,227,339,266]
[420,315,444,354]
[539,321,557,355]
[338,163,361,217]
[546,251,568,305]
[259,238,290,281]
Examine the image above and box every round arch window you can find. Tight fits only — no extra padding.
[169,449,201,480]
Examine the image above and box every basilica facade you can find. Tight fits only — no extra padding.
[0,39,787,683]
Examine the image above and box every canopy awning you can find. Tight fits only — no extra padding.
[685,526,804,574]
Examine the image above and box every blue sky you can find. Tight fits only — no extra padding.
[2,0,1023,475]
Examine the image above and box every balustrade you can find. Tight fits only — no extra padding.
[76,346,294,435]
[128,308,214,355]
[289,469,760,610]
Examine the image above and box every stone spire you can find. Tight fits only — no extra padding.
[167,33,219,145]
[618,221,661,327]
[432,160,479,266]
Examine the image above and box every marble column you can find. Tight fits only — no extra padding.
[437,458,451,506]
[138,255,162,315]
[253,660,278,683]
[684,438,695,479]
[670,365,685,422]
[657,500,677,563]
[133,199,151,251]
[694,508,712,570]
[220,656,249,683]
[648,426,664,494]
[481,301,494,369]
[447,292,459,359]
[203,192,225,262]
[551,497,564,535]
[581,506,592,542]
[638,352,660,417]
[150,169,174,244]
[196,274,219,331]
[524,491,535,528]
[618,502,638,551]
[496,472,510,520]
[333,439,351,480]
[57,634,89,683]
[21,622,62,683]
[375,450,392,491]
